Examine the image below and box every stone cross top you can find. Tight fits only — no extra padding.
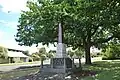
[56,23,67,58]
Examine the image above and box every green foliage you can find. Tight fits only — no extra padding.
[102,44,120,60]
[38,47,47,60]
[68,50,74,58]
[46,52,54,58]
[75,47,84,58]
[31,47,48,61]
[0,46,8,59]
[68,47,84,58]
[91,52,101,58]
[31,53,40,61]
[23,50,30,56]
[16,0,120,64]
[48,50,56,54]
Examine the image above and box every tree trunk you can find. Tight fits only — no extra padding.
[72,58,75,68]
[84,42,91,65]
[41,59,43,68]
[79,58,82,70]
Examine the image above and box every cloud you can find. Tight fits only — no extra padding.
[0,30,5,39]
[0,20,18,29]
[0,0,29,13]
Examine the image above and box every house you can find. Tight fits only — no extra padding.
[8,51,29,63]
[0,46,30,63]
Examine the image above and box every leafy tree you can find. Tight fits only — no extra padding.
[68,50,74,58]
[0,46,8,59]
[23,50,30,56]
[75,47,84,70]
[68,50,75,68]
[16,0,120,64]
[47,50,55,58]
[31,47,47,68]
[48,50,56,54]
[38,47,47,68]
[46,53,54,58]
[31,53,40,61]
[103,43,120,59]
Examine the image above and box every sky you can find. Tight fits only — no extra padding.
[0,0,50,53]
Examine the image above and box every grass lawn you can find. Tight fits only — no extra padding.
[0,67,39,80]
[81,60,120,80]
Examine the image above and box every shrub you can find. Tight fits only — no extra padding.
[102,44,120,60]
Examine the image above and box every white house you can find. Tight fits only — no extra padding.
[8,51,29,63]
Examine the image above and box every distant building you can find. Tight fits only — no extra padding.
[0,46,30,64]
[8,51,29,63]
[7,48,25,52]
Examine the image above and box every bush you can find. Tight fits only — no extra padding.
[28,57,33,62]
[102,44,120,60]
[31,53,40,61]
[91,53,101,58]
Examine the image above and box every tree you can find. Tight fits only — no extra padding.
[23,50,30,56]
[16,0,120,64]
[31,53,40,61]
[68,50,74,58]
[47,50,55,58]
[68,50,75,68]
[38,47,47,68]
[0,46,8,59]
[75,47,84,70]
[31,47,47,67]
[102,43,120,59]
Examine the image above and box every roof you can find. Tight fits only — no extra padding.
[7,48,25,52]
[8,51,28,57]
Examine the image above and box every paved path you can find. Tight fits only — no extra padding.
[0,57,102,72]
[0,62,41,72]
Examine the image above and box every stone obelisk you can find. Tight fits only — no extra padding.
[40,23,72,73]
[50,23,72,73]
[56,23,67,58]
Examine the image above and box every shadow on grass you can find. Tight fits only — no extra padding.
[82,61,120,80]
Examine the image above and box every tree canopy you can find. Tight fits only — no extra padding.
[16,0,120,64]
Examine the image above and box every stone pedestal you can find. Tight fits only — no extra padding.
[40,58,72,73]
[40,43,73,73]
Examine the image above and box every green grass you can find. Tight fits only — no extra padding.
[0,67,39,80]
[82,61,120,80]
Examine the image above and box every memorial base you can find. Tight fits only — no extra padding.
[40,43,73,73]
[40,58,72,73]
